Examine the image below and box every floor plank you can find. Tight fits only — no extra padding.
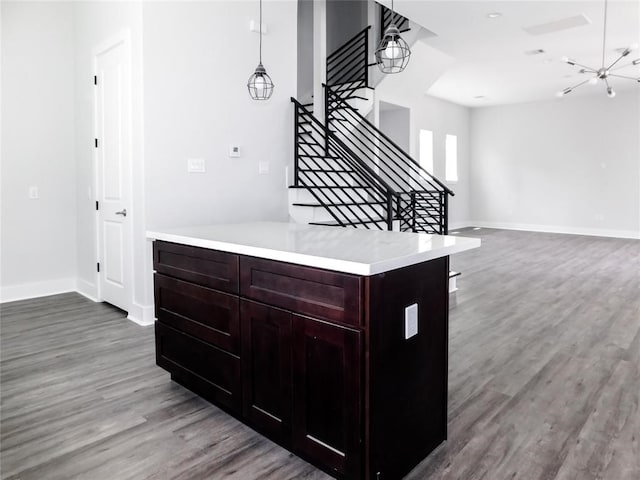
[1,228,639,479]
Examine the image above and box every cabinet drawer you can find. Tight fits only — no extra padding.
[154,273,240,354]
[155,322,241,412]
[153,241,238,294]
[240,257,362,326]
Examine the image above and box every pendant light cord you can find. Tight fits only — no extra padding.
[259,0,263,63]
[601,0,608,68]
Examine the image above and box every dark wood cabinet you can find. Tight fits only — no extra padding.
[152,240,449,480]
[292,315,361,479]
[240,300,293,443]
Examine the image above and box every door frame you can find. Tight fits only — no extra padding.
[92,29,134,312]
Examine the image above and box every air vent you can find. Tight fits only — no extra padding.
[523,14,591,36]
[525,49,546,56]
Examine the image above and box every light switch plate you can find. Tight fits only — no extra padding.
[187,158,206,173]
[28,186,39,199]
[259,161,270,174]
[229,145,241,158]
[404,303,418,339]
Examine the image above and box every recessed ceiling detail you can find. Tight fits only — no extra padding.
[523,14,591,36]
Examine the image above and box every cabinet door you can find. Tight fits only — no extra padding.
[241,300,293,444]
[292,315,362,479]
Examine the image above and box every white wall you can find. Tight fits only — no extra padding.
[143,1,296,230]
[375,81,472,229]
[1,2,77,301]
[72,1,148,321]
[379,105,411,153]
[470,92,640,238]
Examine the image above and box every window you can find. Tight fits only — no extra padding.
[419,129,433,175]
[445,134,458,182]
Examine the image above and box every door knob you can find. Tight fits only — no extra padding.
[115,208,127,217]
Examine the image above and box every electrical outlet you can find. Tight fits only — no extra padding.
[404,303,418,339]
[28,186,39,199]
[259,161,270,174]
[187,158,206,173]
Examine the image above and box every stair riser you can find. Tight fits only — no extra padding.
[289,203,386,224]
[289,187,374,204]
[298,171,358,187]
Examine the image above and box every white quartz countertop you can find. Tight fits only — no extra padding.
[146,222,480,276]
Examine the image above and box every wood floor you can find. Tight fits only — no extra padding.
[1,228,638,480]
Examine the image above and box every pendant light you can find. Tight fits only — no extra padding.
[557,0,639,99]
[247,0,274,100]
[375,0,411,74]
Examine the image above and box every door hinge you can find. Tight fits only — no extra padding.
[94,75,98,85]
[94,138,98,148]
[97,262,100,273]
[95,201,99,211]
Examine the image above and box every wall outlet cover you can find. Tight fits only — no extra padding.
[187,158,206,173]
[404,303,418,339]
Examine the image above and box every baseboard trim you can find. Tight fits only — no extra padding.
[127,302,155,326]
[76,279,99,302]
[0,278,77,304]
[470,221,640,240]
[448,221,473,231]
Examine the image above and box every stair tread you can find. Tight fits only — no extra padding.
[298,168,355,173]
[297,154,342,159]
[449,271,461,278]
[293,201,385,207]
[289,185,371,189]
[309,219,386,227]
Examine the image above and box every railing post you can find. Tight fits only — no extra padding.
[294,105,299,187]
[364,27,369,88]
[411,191,416,233]
[386,192,393,231]
[442,192,448,235]
[324,87,330,155]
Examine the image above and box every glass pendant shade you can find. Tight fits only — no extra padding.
[247,63,274,100]
[375,24,411,74]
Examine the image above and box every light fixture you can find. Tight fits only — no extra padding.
[247,0,274,100]
[375,0,411,74]
[558,0,639,98]
[487,12,502,19]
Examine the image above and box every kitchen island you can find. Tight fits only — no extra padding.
[147,222,480,480]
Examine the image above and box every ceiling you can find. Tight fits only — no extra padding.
[383,0,640,107]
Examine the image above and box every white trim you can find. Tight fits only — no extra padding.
[470,221,640,240]
[448,221,473,231]
[127,302,155,326]
[77,279,99,302]
[0,278,76,304]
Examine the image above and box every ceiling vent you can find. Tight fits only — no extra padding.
[523,14,591,36]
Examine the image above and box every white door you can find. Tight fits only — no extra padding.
[95,37,132,312]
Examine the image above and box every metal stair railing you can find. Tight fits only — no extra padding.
[324,85,454,234]
[292,97,397,230]
[326,26,371,92]
[380,2,410,37]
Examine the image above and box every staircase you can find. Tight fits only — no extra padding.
[289,5,454,235]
